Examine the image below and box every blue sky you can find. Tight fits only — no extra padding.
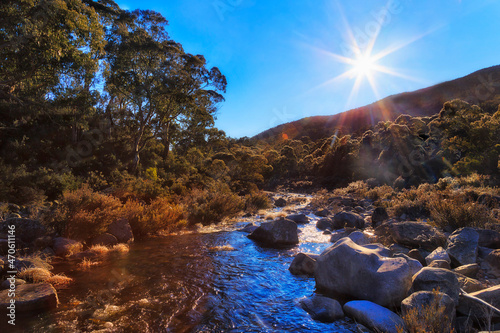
[117,0,500,138]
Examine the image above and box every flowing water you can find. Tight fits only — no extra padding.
[15,199,358,332]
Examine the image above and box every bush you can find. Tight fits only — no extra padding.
[244,191,272,213]
[187,183,243,225]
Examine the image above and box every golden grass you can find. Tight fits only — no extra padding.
[89,245,110,255]
[18,268,52,283]
[208,245,235,252]
[78,258,101,270]
[110,243,129,253]
[47,274,73,286]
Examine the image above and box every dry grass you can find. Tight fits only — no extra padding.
[264,212,286,220]
[89,245,110,255]
[18,268,52,283]
[78,258,101,270]
[208,245,236,252]
[398,290,455,333]
[46,274,73,287]
[110,243,129,253]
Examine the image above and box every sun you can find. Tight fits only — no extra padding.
[352,54,376,77]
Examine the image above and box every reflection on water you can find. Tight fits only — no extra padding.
[17,208,357,332]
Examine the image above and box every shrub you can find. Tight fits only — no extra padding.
[430,193,493,230]
[48,185,122,241]
[244,191,272,213]
[187,183,243,225]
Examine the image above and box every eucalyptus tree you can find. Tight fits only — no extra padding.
[104,9,226,172]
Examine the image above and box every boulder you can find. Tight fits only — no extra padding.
[53,237,83,257]
[33,236,54,250]
[348,231,371,246]
[289,253,318,276]
[425,247,451,266]
[408,249,427,266]
[274,198,287,207]
[372,207,389,227]
[476,229,500,249]
[428,260,451,270]
[401,291,456,329]
[410,267,460,305]
[248,219,299,247]
[298,294,344,322]
[316,218,334,231]
[314,209,330,217]
[375,221,446,251]
[107,219,134,243]
[0,218,47,243]
[390,244,411,255]
[457,285,500,322]
[91,233,118,246]
[329,228,356,243]
[286,214,310,224]
[453,263,480,278]
[454,273,484,293]
[483,249,500,278]
[332,211,365,229]
[314,238,422,308]
[0,283,58,313]
[0,278,26,290]
[446,228,479,266]
[343,300,404,333]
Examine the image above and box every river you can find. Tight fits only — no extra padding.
[16,200,359,332]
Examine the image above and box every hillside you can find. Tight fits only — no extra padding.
[255,65,500,141]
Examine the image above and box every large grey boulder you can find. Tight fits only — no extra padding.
[316,218,334,231]
[348,231,371,246]
[401,291,456,329]
[107,218,134,243]
[457,285,500,322]
[289,253,318,276]
[286,214,309,224]
[314,238,422,308]
[0,218,47,243]
[453,263,480,278]
[332,211,365,229]
[248,219,299,247]
[298,294,344,322]
[343,300,405,333]
[53,237,83,257]
[446,228,479,266]
[314,209,331,217]
[375,222,446,251]
[425,247,451,266]
[410,267,460,305]
[0,283,58,313]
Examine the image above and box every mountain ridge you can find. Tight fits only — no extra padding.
[254,65,500,141]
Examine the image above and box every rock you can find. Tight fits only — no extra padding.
[315,238,422,308]
[286,214,310,224]
[332,211,365,229]
[476,229,500,249]
[457,285,500,322]
[401,291,456,328]
[107,218,134,243]
[425,247,451,265]
[375,221,446,251]
[348,231,371,245]
[298,294,344,322]
[410,267,460,305]
[372,207,389,227]
[53,237,83,257]
[329,228,356,243]
[0,218,47,243]
[390,244,411,255]
[454,273,484,293]
[447,228,479,266]
[34,236,54,250]
[453,263,480,278]
[408,249,427,266]
[483,249,500,278]
[0,278,26,290]
[248,219,299,247]
[91,233,118,246]
[240,223,258,233]
[428,260,451,270]
[0,283,58,313]
[289,253,318,276]
[314,209,330,217]
[316,218,334,231]
[478,246,494,259]
[14,258,37,271]
[274,198,287,207]
[242,212,252,218]
[354,206,364,213]
[343,300,404,333]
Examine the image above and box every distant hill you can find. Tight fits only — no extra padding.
[254,65,500,141]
